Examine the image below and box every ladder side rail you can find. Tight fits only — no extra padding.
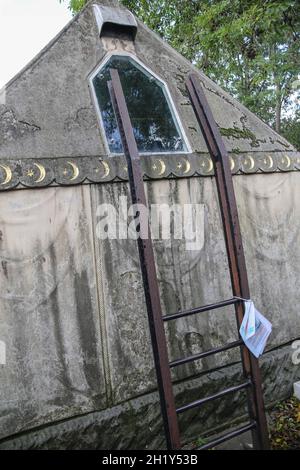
[186,73,270,450]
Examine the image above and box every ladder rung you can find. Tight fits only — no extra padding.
[198,422,256,450]
[169,339,243,368]
[176,380,251,414]
[163,297,241,322]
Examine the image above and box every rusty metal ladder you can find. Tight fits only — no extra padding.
[108,69,270,450]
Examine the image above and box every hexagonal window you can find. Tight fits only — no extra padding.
[91,54,189,154]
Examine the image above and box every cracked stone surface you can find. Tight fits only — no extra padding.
[0,107,40,145]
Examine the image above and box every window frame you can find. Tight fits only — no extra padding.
[89,52,192,156]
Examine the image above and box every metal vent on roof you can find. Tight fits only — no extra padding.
[93,4,138,40]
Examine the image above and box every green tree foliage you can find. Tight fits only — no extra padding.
[61,0,300,149]
[61,0,88,12]
[281,115,300,150]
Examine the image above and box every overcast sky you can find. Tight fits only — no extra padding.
[0,0,72,89]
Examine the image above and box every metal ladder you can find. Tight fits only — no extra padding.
[108,69,270,450]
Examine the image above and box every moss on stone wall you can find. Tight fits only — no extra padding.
[220,126,255,140]
[219,125,267,148]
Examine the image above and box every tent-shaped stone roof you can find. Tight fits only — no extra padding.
[0,0,299,190]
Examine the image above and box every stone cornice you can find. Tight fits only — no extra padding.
[0,152,299,191]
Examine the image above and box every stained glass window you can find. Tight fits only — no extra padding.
[92,55,188,154]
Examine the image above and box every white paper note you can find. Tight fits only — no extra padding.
[239,301,272,358]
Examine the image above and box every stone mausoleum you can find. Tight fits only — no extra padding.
[0,0,299,449]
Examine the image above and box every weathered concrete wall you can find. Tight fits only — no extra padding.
[89,173,300,406]
[0,342,299,450]
[0,186,107,440]
[1,171,299,446]
[0,0,299,449]
[235,172,300,344]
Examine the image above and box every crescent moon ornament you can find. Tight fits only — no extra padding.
[155,159,166,176]
[183,159,191,174]
[0,164,12,185]
[230,157,235,172]
[245,155,255,171]
[265,155,274,170]
[207,158,213,173]
[199,156,213,174]
[283,154,291,168]
[67,161,79,181]
[100,161,110,178]
[34,162,46,183]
